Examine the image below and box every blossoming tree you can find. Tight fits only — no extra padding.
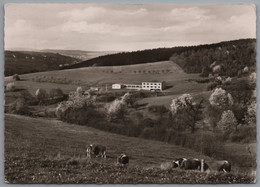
[170,94,204,133]
[209,88,233,109]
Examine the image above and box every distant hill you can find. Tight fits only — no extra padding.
[4,51,81,76]
[62,39,256,77]
[41,49,120,61]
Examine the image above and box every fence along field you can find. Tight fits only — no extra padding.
[4,114,255,184]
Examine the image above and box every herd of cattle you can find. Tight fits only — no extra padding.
[86,144,231,172]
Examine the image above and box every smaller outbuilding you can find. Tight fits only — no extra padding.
[112,84,122,89]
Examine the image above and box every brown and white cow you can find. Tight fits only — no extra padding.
[172,158,186,168]
[174,158,209,171]
[117,153,129,165]
[180,158,202,170]
[86,144,106,158]
[206,160,231,173]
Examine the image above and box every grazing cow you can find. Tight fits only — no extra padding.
[180,158,209,171]
[172,158,186,168]
[117,154,129,165]
[206,160,231,173]
[86,144,106,158]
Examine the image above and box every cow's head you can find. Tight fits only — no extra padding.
[172,160,180,168]
[172,158,185,168]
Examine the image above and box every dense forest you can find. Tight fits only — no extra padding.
[62,39,256,77]
[171,39,256,77]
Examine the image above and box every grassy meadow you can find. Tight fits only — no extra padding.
[4,114,255,184]
[4,61,207,104]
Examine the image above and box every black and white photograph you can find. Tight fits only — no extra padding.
[4,3,257,184]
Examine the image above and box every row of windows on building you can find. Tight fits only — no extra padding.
[142,82,160,86]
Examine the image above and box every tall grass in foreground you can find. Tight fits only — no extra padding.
[4,153,255,184]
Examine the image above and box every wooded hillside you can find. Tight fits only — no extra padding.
[63,39,256,78]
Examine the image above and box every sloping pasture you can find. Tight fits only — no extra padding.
[4,114,255,184]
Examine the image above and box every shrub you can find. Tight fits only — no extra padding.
[195,78,210,83]
[207,82,219,90]
[96,94,116,102]
[49,88,64,99]
[12,74,20,81]
[221,78,254,105]
[106,99,127,122]
[61,104,98,125]
[76,87,83,94]
[148,105,168,114]
[222,77,232,85]
[212,65,222,73]
[55,91,96,119]
[245,100,256,124]
[141,118,156,128]
[6,82,15,92]
[7,98,31,115]
[217,110,238,132]
[243,66,249,73]
[20,90,37,105]
[230,126,256,143]
[248,72,256,84]
[45,108,57,118]
[35,88,48,104]
[199,133,223,157]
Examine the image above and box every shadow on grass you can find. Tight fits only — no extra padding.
[13,88,26,92]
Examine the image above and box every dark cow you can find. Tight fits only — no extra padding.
[172,158,186,168]
[180,158,209,171]
[206,160,231,172]
[86,144,106,158]
[117,154,129,165]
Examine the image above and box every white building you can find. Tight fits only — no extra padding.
[124,84,142,90]
[112,81,166,91]
[112,84,122,89]
[141,81,165,91]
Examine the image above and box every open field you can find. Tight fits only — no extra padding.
[137,91,211,107]
[4,61,208,104]
[4,114,255,183]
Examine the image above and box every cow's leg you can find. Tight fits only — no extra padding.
[103,151,106,159]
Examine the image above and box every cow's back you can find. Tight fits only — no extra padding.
[206,160,231,172]
[181,159,201,170]
[93,145,106,155]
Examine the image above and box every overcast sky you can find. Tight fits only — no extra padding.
[4,4,256,51]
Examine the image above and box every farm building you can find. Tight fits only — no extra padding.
[112,84,123,89]
[112,81,165,91]
[124,84,142,90]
